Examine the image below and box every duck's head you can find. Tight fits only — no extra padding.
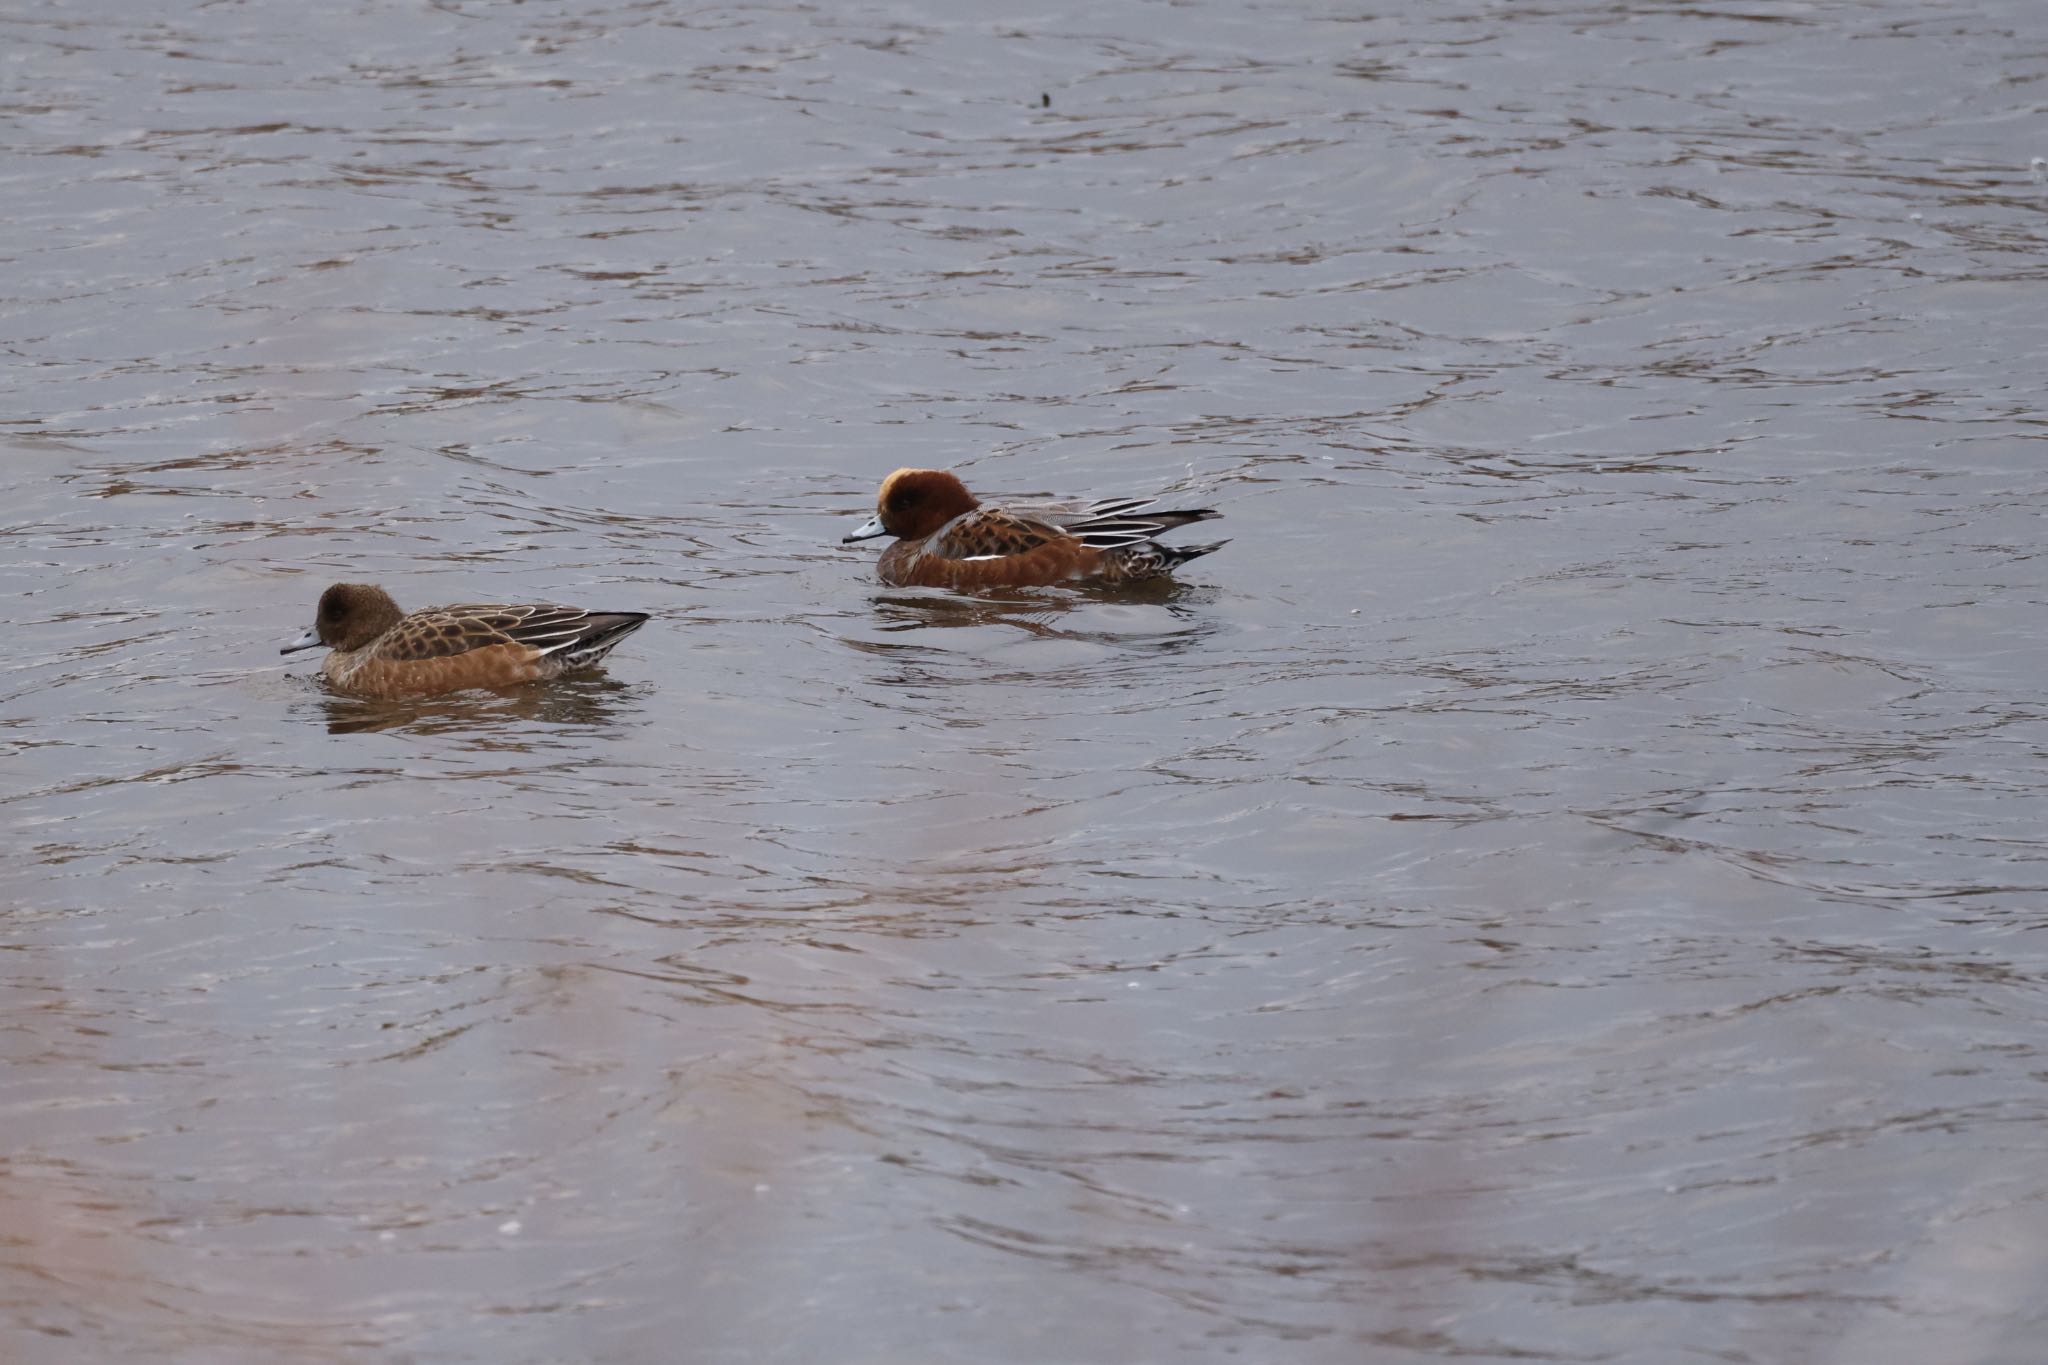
[281,582,404,654]
[843,468,980,543]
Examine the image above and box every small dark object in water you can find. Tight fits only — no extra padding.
[1041,92,1050,108]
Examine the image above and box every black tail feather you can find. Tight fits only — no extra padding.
[1161,538,1229,565]
[1144,508,1223,534]
[559,612,650,668]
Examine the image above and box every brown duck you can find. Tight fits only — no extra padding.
[843,468,1225,589]
[281,583,649,699]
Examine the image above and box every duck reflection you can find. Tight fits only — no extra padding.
[849,583,1224,698]
[310,676,648,735]
[869,579,1221,643]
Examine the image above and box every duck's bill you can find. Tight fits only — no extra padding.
[842,515,886,543]
[279,627,322,655]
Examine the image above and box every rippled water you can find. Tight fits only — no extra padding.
[6,0,2048,1360]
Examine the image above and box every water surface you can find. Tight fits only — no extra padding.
[5,1,2047,1361]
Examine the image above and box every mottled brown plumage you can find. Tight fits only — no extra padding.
[842,468,1225,589]
[281,583,649,699]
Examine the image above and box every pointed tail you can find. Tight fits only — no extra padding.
[1160,538,1229,566]
[559,613,650,668]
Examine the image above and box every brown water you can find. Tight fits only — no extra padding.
[6,1,2047,1361]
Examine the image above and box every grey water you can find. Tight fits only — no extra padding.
[4,1,2047,1361]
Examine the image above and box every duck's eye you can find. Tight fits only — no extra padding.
[888,486,922,510]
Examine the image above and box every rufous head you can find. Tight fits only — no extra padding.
[281,582,405,655]
[842,469,980,544]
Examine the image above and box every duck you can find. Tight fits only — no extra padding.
[280,583,649,699]
[842,468,1224,589]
